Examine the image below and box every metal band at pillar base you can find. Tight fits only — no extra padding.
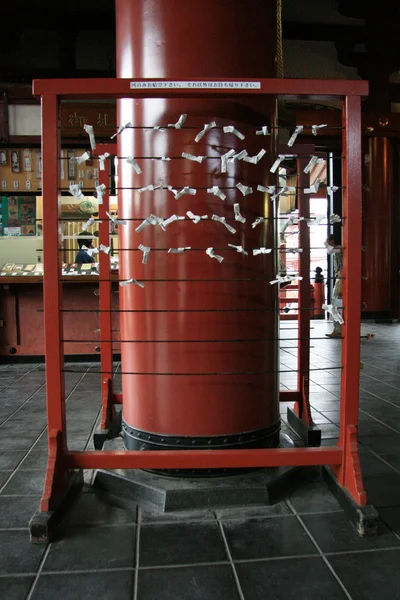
[122,419,281,476]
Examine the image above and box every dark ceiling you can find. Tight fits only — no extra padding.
[1,0,399,111]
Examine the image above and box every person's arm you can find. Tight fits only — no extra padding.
[78,251,95,263]
[83,253,95,263]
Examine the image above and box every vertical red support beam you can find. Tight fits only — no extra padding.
[340,96,362,435]
[42,94,66,448]
[336,95,366,504]
[98,148,114,428]
[297,155,311,406]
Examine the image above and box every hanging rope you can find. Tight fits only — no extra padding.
[276,0,284,78]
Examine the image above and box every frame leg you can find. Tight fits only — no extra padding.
[93,405,122,450]
[287,377,321,447]
[100,377,117,431]
[323,425,378,536]
[29,429,84,543]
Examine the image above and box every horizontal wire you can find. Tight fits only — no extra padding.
[53,216,342,222]
[91,332,319,337]
[56,307,343,313]
[54,276,343,283]
[59,154,346,161]
[62,336,328,343]
[61,366,343,376]
[59,185,345,192]
[48,246,336,253]
[60,124,346,131]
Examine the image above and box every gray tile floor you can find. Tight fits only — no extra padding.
[0,321,400,599]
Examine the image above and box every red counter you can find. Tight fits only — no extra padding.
[0,275,121,357]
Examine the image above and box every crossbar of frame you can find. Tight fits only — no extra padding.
[65,447,343,470]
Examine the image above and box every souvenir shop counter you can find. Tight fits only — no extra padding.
[0,263,120,357]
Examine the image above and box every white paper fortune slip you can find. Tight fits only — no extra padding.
[228,244,248,255]
[236,183,253,196]
[304,156,324,174]
[168,114,187,129]
[327,186,339,198]
[207,186,226,201]
[252,217,267,228]
[99,244,111,255]
[220,149,235,173]
[96,183,106,204]
[270,155,286,173]
[98,152,110,171]
[287,125,303,147]
[270,274,303,285]
[211,214,236,234]
[70,151,90,165]
[69,183,83,200]
[106,211,127,226]
[136,214,165,232]
[253,248,272,255]
[322,303,344,324]
[257,185,276,195]
[81,217,95,232]
[162,214,185,227]
[138,244,151,264]
[312,124,327,136]
[194,121,216,142]
[223,125,245,140]
[120,278,145,288]
[233,203,246,223]
[168,247,191,254]
[111,122,132,139]
[243,149,266,165]
[206,247,224,263]
[83,124,96,150]
[126,156,142,174]
[305,178,322,194]
[229,150,248,163]
[174,187,197,200]
[186,211,208,224]
[324,240,341,255]
[182,152,206,163]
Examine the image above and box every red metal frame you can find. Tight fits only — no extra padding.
[97,144,117,431]
[35,77,368,512]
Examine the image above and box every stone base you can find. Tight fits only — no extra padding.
[92,434,315,512]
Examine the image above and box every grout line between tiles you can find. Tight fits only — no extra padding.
[0,567,137,579]
[25,543,51,600]
[361,446,400,475]
[217,521,246,600]
[359,387,400,412]
[357,409,400,435]
[0,370,38,394]
[232,552,324,564]
[133,505,141,600]
[138,560,232,572]
[0,383,46,428]
[287,499,354,600]
[325,546,400,556]
[0,365,93,495]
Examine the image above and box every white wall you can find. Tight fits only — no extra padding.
[8,105,41,136]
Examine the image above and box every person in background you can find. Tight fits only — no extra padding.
[75,232,95,264]
[325,234,343,338]
[325,234,367,336]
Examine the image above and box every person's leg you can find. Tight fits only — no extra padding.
[325,319,342,338]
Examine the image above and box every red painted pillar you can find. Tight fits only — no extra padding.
[362,136,393,314]
[115,0,280,454]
